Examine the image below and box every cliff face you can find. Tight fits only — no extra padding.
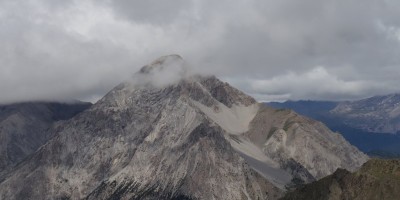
[0,55,367,200]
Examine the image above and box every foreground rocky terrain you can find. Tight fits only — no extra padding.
[282,159,400,200]
[0,101,91,176]
[0,55,367,199]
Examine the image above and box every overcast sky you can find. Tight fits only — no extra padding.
[1,0,400,103]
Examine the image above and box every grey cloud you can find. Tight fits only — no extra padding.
[0,1,139,103]
[129,55,192,88]
[1,0,400,103]
[104,0,192,24]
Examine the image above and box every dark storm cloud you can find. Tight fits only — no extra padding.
[1,0,400,103]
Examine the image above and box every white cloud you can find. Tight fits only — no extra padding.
[240,66,389,101]
[0,0,400,103]
[128,55,192,88]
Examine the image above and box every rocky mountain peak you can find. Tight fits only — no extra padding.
[0,56,368,200]
[101,55,256,111]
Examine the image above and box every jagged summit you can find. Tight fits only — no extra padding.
[110,55,256,109]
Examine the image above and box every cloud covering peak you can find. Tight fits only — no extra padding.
[1,0,400,103]
[132,54,191,88]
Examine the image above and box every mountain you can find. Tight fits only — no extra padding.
[0,55,367,200]
[332,94,400,134]
[267,99,400,156]
[281,159,400,200]
[0,101,91,175]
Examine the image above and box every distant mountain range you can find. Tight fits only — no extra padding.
[0,101,91,176]
[0,55,367,200]
[267,95,400,157]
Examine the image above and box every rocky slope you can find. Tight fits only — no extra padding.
[0,55,367,200]
[0,101,91,175]
[244,107,367,181]
[281,159,400,200]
